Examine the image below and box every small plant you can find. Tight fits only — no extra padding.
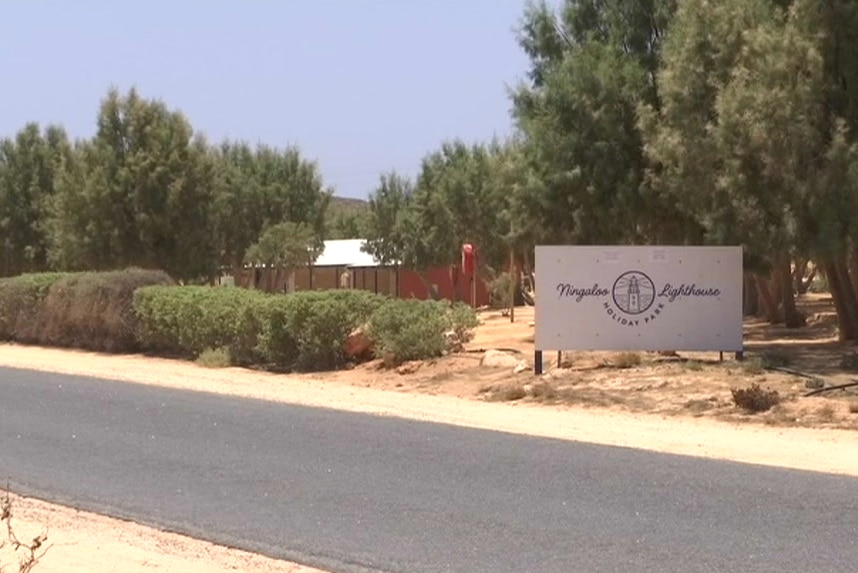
[740,357,765,376]
[848,401,858,415]
[1,491,49,572]
[761,348,792,369]
[816,404,836,422]
[684,360,704,372]
[610,352,642,369]
[369,300,451,364]
[196,347,232,368]
[528,381,557,401]
[481,382,527,402]
[731,383,781,413]
[488,273,515,309]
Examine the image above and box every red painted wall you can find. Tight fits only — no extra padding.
[398,266,490,307]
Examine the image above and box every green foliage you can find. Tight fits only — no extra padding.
[134,286,385,371]
[0,272,74,341]
[362,171,414,266]
[369,300,450,363]
[363,142,515,275]
[447,300,480,342]
[133,285,267,363]
[325,197,369,239]
[196,347,233,368]
[46,88,220,281]
[213,141,331,270]
[256,290,385,370]
[489,273,515,309]
[244,221,322,268]
[0,123,73,277]
[368,299,478,363]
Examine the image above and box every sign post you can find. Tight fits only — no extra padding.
[462,243,476,308]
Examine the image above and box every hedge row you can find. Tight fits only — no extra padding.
[133,286,388,370]
[0,269,174,351]
[0,269,479,372]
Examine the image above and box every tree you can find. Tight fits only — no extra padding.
[362,171,414,266]
[213,142,331,271]
[324,199,369,240]
[511,0,679,248]
[244,221,323,292]
[0,123,72,276]
[46,87,221,281]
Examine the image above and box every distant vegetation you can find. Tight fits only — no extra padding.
[0,270,478,371]
[1,0,857,339]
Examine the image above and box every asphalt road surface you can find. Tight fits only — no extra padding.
[2,366,858,573]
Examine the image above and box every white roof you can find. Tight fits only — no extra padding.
[314,239,387,268]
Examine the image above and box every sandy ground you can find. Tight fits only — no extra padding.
[1,491,326,573]
[3,296,858,572]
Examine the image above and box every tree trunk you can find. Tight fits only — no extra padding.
[823,258,858,341]
[798,264,817,295]
[756,273,781,324]
[792,258,808,294]
[743,272,759,317]
[850,248,858,296]
[835,259,858,336]
[779,261,802,328]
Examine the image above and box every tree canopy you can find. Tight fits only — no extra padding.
[3,1,858,336]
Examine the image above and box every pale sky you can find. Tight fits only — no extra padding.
[0,0,532,198]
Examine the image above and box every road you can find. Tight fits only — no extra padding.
[1,366,857,573]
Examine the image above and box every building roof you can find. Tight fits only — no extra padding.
[314,239,388,268]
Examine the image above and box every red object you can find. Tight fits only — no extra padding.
[462,244,476,274]
[398,267,490,307]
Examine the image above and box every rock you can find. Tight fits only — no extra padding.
[513,362,529,374]
[480,349,521,369]
[343,326,373,359]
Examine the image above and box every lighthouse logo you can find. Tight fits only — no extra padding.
[612,271,655,315]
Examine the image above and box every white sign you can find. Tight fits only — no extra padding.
[535,246,743,352]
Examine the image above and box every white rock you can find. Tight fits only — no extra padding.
[480,349,522,368]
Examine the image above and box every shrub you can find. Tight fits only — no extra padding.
[256,290,385,371]
[133,285,267,362]
[31,269,175,352]
[196,347,233,368]
[0,272,74,342]
[369,299,451,363]
[488,273,514,309]
[610,352,642,369]
[447,301,480,343]
[731,383,781,413]
[134,286,385,371]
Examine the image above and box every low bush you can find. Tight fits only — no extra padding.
[3,266,480,373]
[447,301,480,343]
[263,290,385,371]
[135,286,386,371]
[0,272,73,342]
[133,285,267,362]
[33,269,175,352]
[488,273,514,309]
[369,299,451,363]
[196,347,233,368]
[731,383,781,413]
